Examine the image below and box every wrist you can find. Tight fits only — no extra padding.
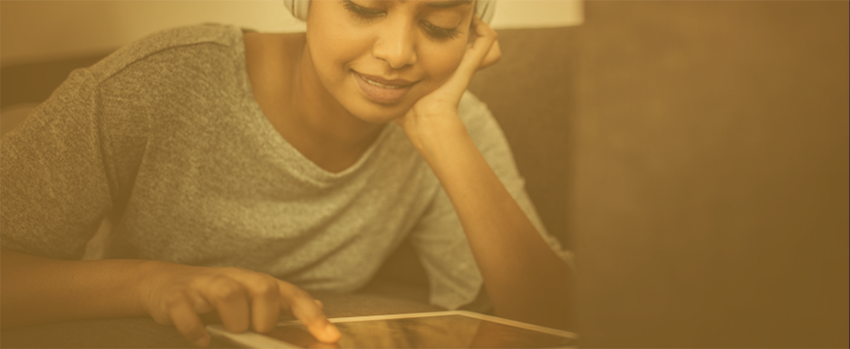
[137,260,168,316]
[415,112,471,162]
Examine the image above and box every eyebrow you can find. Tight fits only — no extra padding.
[424,0,474,9]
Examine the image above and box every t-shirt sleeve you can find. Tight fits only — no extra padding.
[408,91,573,311]
[1,68,114,260]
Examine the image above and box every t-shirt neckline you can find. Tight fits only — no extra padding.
[231,25,393,182]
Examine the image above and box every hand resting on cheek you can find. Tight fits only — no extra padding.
[396,14,501,158]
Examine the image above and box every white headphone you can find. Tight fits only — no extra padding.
[282,0,496,24]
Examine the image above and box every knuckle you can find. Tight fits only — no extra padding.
[277,281,308,299]
[246,276,279,297]
[291,288,312,301]
[257,278,280,296]
[209,279,244,301]
[163,290,187,308]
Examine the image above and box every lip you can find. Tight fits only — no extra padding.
[356,72,415,87]
[353,71,416,105]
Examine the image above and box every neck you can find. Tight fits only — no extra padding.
[288,40,385,150]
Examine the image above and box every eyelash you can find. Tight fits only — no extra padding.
[341,0,461,40]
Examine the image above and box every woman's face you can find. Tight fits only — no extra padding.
[306,0,475,124]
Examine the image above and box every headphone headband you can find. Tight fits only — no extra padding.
[282,0,496,24]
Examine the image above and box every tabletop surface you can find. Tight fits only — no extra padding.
[1,282,437,348]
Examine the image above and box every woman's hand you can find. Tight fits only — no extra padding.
[395,15,500,159]
[139,261,339,347]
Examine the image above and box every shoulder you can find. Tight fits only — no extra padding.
[59,24,258,147]
[86,23,246,83]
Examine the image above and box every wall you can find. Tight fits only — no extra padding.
[574,1,849,347]
[0,0,583,67]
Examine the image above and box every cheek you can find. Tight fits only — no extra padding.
[313,42,350,85]
[307,8,364,83]
[420,41,468,88]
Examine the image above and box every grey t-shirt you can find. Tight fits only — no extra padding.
[0,23,569,310]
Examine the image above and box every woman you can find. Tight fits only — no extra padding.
[0,0,572,346]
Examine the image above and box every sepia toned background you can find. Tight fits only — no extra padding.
[574,1,848,347]
[1,0,848,348]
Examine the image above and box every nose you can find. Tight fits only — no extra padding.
[372,17,418,69]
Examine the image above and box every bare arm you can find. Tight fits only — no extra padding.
[0,249,147,327]
[396,16,573,329]
[421,125,572,328]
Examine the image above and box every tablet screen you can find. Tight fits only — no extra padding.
[265,314,575,348]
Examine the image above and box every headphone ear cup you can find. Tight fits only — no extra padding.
[476,0,496,24]
[282,0,309,21]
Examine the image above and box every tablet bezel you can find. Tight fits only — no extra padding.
[207,310,577,348]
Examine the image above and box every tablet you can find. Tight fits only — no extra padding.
[207,310,577,348]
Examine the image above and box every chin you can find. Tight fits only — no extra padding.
[339,86,422,125]
[346,100,410,124]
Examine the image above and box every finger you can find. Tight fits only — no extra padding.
[167,292,212,347]
[478,39,501,69]
[443,15,498,97]
[463,15,498,74]
[223,270,283,333]
[279,282,340,343]
[231,274,282,333]
[201,277,251,334]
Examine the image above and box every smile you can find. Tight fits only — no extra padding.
[360,75,406,89]
[353,71,416,105]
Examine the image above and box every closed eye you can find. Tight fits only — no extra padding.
[342,0,461,40]
[420,21,461,40]
[342,0,384,22]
